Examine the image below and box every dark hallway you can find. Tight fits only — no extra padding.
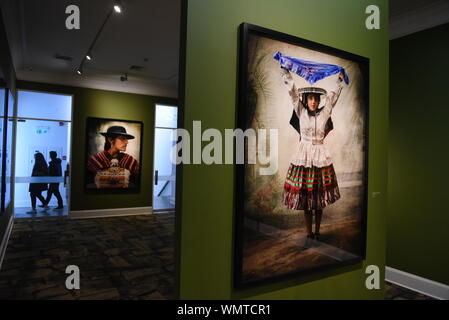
[0,213,175,300]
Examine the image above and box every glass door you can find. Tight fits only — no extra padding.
[153,104,177,212]
[13,90,72,218]
[0,88,15,214]
[0,88,4,213]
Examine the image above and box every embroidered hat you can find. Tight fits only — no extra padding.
[100,126,135,140]
[298,87,327,96]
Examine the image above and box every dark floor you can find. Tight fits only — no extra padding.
[385,281,436,300]
[0,213,175,300]
[0,213,435,300]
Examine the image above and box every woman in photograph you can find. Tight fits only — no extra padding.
[28,152,48,212]
[87,126,140,188]
[280,67,345,240]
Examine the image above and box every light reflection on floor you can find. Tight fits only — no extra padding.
[14,206,68,219]
[153,196,175,211]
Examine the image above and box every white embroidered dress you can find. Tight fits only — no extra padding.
[282,70,343,168]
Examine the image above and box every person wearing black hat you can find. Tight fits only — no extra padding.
[280,67,345,241]
[87,125,140,188]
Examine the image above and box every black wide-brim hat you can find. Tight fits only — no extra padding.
[100,126,135,140]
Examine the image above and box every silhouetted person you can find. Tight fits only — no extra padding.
[44,151,63,209]
[28,152,48,213]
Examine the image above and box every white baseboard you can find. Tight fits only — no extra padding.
[69,206,153,219]
[386,266,449,300]
[0,215,14,271]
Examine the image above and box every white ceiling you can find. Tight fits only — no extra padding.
[0,0,180,97]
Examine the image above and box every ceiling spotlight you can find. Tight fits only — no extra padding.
[76,68,83,75]
[86,53,92,61]
[113,1,122,13]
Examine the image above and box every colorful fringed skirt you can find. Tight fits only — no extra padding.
[283,163,340,210]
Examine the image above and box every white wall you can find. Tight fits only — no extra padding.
[153,105,177,207]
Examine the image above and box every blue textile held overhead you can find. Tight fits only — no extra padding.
[273,51,349,85]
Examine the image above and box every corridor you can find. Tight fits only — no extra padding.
[0,213,175,300]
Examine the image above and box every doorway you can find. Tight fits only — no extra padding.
[153,104,177,212]
[13,90,72,218]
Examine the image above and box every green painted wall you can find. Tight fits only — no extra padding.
[388,23,449,285]
[180,0,389,299]
[18,81,177,211]
[0,7,16,247]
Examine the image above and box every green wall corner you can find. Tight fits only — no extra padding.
[179,0,389,299]
[388,23,449,286]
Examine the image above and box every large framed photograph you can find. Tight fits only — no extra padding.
[85,117,143,192]
[234,23,369,288]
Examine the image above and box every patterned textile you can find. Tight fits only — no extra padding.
[87,150,140,175]
[283,163,340,210]
[273,51,349,85]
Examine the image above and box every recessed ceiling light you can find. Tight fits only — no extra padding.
[114,4,122,13]
[86,53,92,61]
[76,69,83,75]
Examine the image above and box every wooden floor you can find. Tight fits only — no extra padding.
[242,218,361,283]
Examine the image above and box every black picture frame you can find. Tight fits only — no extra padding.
[234,23,369,288]
[84,117,144,194]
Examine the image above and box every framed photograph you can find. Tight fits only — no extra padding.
[85,117,143,192]
[234,23,369,288]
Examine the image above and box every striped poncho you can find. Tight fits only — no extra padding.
[87,150,140,175]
